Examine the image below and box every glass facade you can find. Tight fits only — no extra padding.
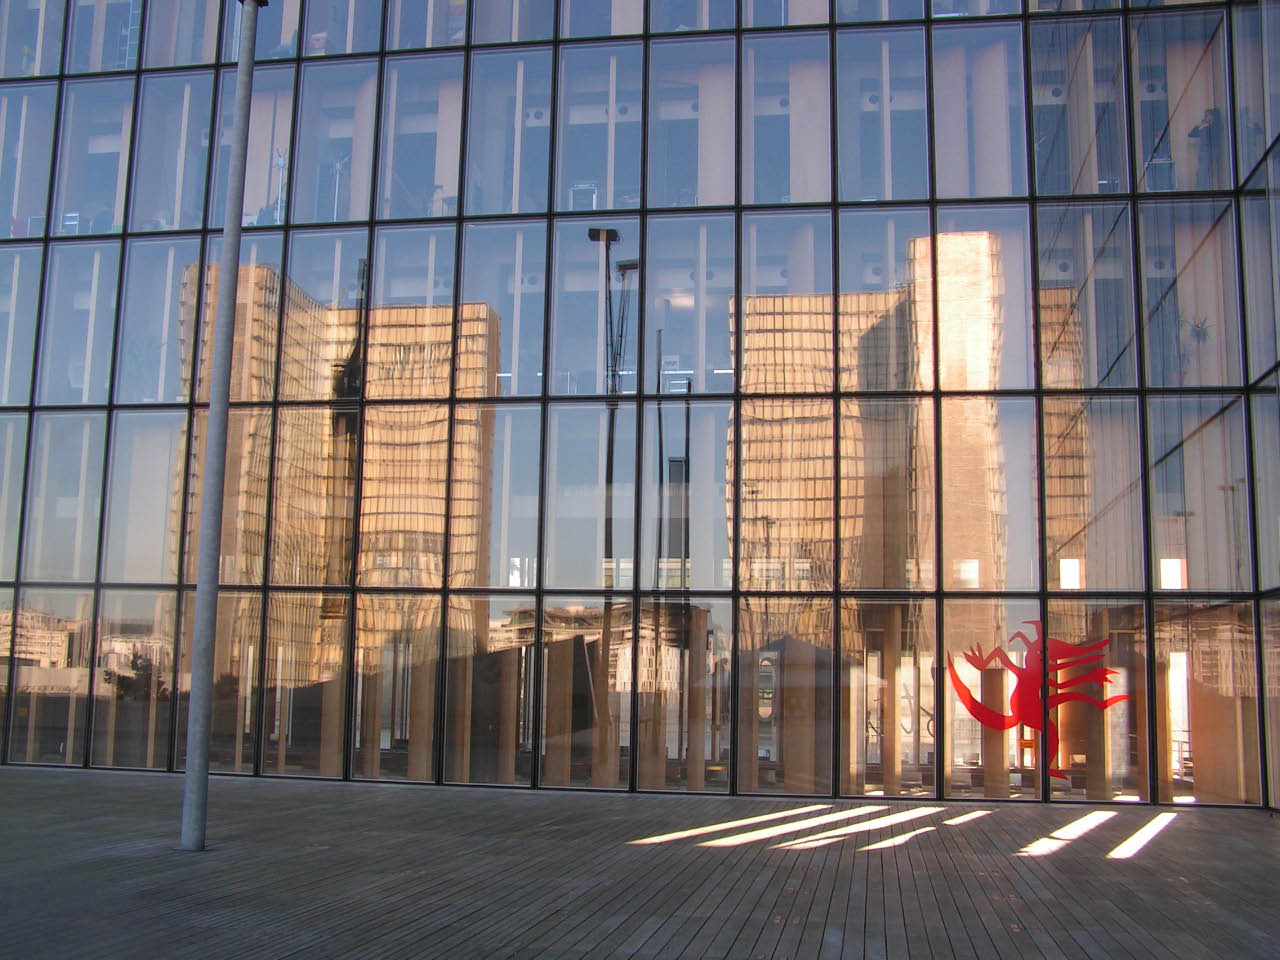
[0,1,1276,810]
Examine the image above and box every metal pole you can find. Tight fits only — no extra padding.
[181,0,267,853]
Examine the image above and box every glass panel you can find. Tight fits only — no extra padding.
[1254,379,1280,591]
[741,211,833,393]
[176,590,260,773]
[1139,199,1241,387]
[222,0,300,61]
[387,0,467,49]
[101,410,186,583]
[1264,599,1280,808]
[7,588,92,764]
[144,0,219,67]
[838,208,932,392]
[943,598,1041,800]
[550,216,639,396]
[840,599,935,797]
[464,48,552,216]
[737,595,833,796]
[644,214,734,394]
[743,0,827,27]
[209,65,294,229]
[650,1,735,32]
[270,406,359,586]
[1265,0,1280,151]
[545,402,636,589]
[742,32,830,205]
[183,408,271,585]
[640,401,733,591]
[932,24,1027,199]
[0,245,41,404]
[1043,397,1143,592]
[449,403,541,589]
[471,0,552,44]
[51,78,133,236]
[352,593,441,781]
[115,237,200,403]
[278,228,367,402]
[1233,5,1267,184]
[1154,601,1260,804]
[836,27,928,203]
[291,59,379,224]
[262,592,350,777]
[1029,0,1118,11]
[36,241,118,405]
[1130,11,1230,193]
[443,593,535,785]
[458,221,545,397]
[128,72,213,233]
[541,595,632,789]
[369,225,455,399]
[91,590,175,769]
[1240,157,1278,381]
[22,412,105,582]
[66,0,140,73]
[840,398,935,591]
[836,0,923,20]
[1148,395,1250,593]
[0,413,26,579]
[937,205,1033,390]
[0,82,56,238]
[0,0,64,77]
[556,42,642,212]
[0,588,9,744]
[303,0,381,55]
[1037,202,1135,388]
[358,404,449,589]
[635,597,732,792]
[378,53,464,220]
[647,37,736,210]
[562,1,641,37]
[941,397,1039,591]
[197,232,283,403]
[739,399,835,591]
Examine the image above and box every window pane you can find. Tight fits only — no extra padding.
[1029,0,1118,10]
[635,597,732,792]
[644,214,734,394]
[129,72,213,232]
[836,0,924,21]
[1043,397,1143,592]
[209,65,294,229]
[937,205,1033,390]
[738,596,833,796]
[464,48,552,216]
[443,594,535,785]
[743,0,827,27]
[270,406,358,586]
[0,0,64,77]
[378,54,464,220]
[1037,202,1135,388]
[0,245,42,404]
[22,412,105,581]
[640,401,733,591]
[222,0,300,61]
[941,397,1039,591]
[1148,395,1250,592]
[838,208,932,392]
[91,590,175,770]
[102,410,187,583]
[1139,199,1242,387]
[0,414,26,580]
[943,598,1041,800]
[739,399,834,591]
[1264,600,1280,808]
[743,33,831,204]
[358,405,448,589]
[303,0,381,56]
[291,59,379,224]
[541,595,632,789]
[1154,601,1260,804]
[933,24,1027,199]
[1240,157,1278,381]
[36,241,118,405]
[449,404,541,589]
[262,592,350,777]
[471,0,552,43]
[7,588,92,764]
[550,216,639,396]
[545,402,636,589]
[650,0,735,32]
[0,588,9,741]
[1254,380,1280,591]
[115,237,200,403]
[556,42,642,212]
[352,594,441,781]
[836,27,928,203]
[197,232,283,403]
[840,398,935,590]
[66,0,139,72]
[387,0,467,49]
[51,78,133,236]
[145,0,219,67]
[741,211,833,393]
[0,82,56,238]
[562,1,641,37]
[841,599,935,797]
[369,225,455,399]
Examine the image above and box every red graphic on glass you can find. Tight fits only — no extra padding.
[947,620,1131,780]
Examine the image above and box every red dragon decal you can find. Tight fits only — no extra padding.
[948,620,1131,780]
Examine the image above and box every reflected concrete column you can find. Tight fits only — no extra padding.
[543,639,573,785]
[981,667,1010,797]
[1157,656,1173,802]
[349,74,378,220]
[1066,31,1100,194]
[972,40,1013,197]
[1164,39,1220,190]
[436,77,463,212]
[933,46,969,197]
[788,55,828,202]
[697,63,733,216]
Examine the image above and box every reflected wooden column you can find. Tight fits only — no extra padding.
[981,666,1010,798]
[781,634,817,794]
[686,607,708,792]
[496,646,519,784]
[543,637,572,785]
[445,606,475,783]
[882,607,903,795]
[360,650,380,779]
[590,622,617,788]
[406,641,434,781]
[738,633,759,793]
